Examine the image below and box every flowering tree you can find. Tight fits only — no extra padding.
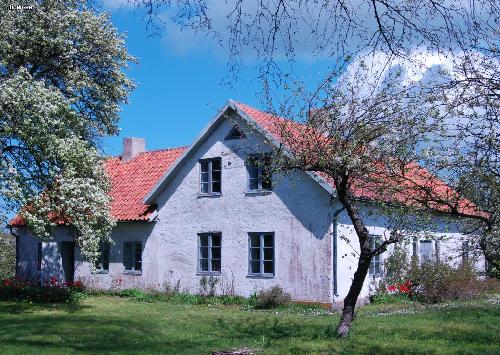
[0,0,134,262]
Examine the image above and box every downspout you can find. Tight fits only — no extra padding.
[332,207,345,302]
[9,226,20,277]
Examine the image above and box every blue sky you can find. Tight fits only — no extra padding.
[102,5,332,156]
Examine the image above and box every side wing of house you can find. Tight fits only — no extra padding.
[334,202,486,302]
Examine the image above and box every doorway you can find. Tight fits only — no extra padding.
[61,241,75,283]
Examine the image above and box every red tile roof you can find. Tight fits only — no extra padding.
[10,147,186,225]
[105,147,186,221]
[234,102,483,218]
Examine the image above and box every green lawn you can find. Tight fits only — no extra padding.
[0,296,498,354]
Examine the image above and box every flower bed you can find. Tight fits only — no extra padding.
[0,276,85,303]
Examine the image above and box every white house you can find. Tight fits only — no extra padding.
[10,100,483,306]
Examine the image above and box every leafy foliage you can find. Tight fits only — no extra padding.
[251,286,291,309]
[408,261,488,303]
[0,0,134,262]
[0,232,15,279]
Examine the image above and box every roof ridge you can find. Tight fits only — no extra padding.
[105,145,188,159]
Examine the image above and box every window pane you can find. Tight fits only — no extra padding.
[199,235,209,247]
[263,234,273,247]
[200,259,208,271]
[212,170,221,182]
[262,175,272,190]
[212,181,221,193]
[420,240,433,262]
[212,159,221,171]
[211,247,221,259]
[134,243,142,271]
[250,247,260,260]
[249,234,260,248]
[249,178,259,190]
[263,247,273,260]
[124,243,132,270]
[262,156,273,189]
[211,259,221,272]
[263,261,274,274]
[200,171,209,183]
[250,261,260,274]
[199,246,209,259]
[369,264,375,275]
[248,161,258,177]
[211,234,221,246]
[200,161,209,173]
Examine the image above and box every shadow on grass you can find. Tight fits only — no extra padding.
[0,301,89,315]
[214,305,500,354]
[0,300,497,354]
[0,311,206,354]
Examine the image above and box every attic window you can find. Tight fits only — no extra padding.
[225,126,245,140]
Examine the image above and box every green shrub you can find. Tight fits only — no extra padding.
[119,288,153,302]
[409,261,485,303]
[371,292,411,304]
[384,244,410,284]
[252,286,291,309]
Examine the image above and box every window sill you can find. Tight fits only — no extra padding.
[246,274,275,279]
[197,193,222,198]
[123,270,142,276]
[196,272,221,276]
[245,190,272,196]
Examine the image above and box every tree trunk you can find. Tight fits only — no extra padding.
[335,182,373,337]
[336,251,371,337]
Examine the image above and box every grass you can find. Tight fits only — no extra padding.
[0,296,498,354]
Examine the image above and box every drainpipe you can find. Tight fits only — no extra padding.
[332,207,345,302]
[9,226,20,277]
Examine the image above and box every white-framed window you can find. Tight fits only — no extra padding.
[200,158,221,194]
[94,241,110,273]
[198,233,221,274]
[247,154,272,191]
[248,232,274,277]
[369,235,382,276]
[123,241,142,272]
[419,240,433,262]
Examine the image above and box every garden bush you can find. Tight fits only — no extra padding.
[0,276,85,303]
[252,286,291,309]
[408,261,485,303]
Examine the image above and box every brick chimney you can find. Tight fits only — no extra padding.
[122,137,146,162]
